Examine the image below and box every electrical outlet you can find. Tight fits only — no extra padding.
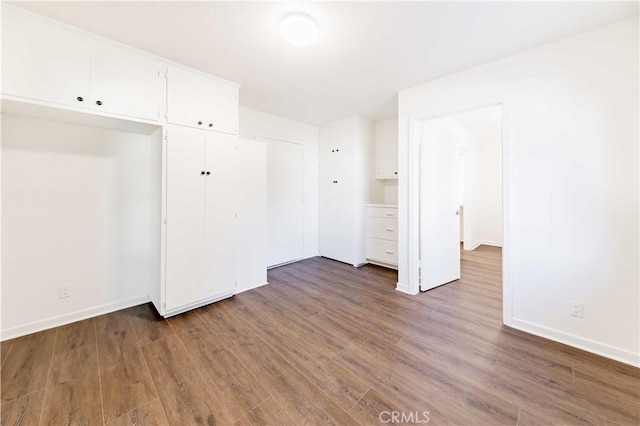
[570,301,583,318]
[59,285,71,299]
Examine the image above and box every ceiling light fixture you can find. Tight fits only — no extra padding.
[279,13,319,46]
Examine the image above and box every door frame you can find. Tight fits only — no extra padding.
[406,100,513,326]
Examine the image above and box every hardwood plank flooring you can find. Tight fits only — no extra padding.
[0,390,45,426]
[1,329,56,403]
[40,344,103,425]
[106,399,168,426]
[1,245,638,425]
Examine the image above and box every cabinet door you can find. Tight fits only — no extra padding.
[166,67,204,129]
[165,128,206,311]
[333,143,356,264]
[1,7,90,107]
[203,132,238,296]
[90,42,162,121]
[319,145,337,260]
[375,118,399,179]
[200,77,239,135]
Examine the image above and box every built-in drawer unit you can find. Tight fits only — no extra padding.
[365,204,398,268]
[366,238,398,265]
[367,216,398,241]
[368,206,398,219]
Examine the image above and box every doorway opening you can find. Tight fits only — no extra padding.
[419,104,503,292]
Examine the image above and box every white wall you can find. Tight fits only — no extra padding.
[237,138,267,292]
[1,114,161,339]
[474,119,502,247]
[398,18,639,365]
[239,107,319,259]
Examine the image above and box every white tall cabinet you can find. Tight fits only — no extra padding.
[164,126,238,315]
[160,65,241,316]
[319,116,371,266]
[1,5,251,330]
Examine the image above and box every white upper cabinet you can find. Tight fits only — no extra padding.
[1,6,163,123]
[202,77,239,135]
[1,7,91,108]
[375,117,399,179]
[166,67,202,128]
[166,66,239,135]
[90,42,162,121]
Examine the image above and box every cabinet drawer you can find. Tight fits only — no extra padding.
[366,238,398,265]
[367,207,398,219]
[367,217,398,241]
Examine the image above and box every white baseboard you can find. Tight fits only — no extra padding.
[235,281,268,295]
[464,241,482,251]
[510,317,639,367]
[396,282,418,295]
[1,295,150,341]
[465,240,503,251]
[367,259,398,270]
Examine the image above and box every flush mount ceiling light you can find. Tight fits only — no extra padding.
[279,13,319,46]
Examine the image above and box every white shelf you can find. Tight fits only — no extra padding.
[1,96,162,135]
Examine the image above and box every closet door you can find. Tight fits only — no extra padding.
[1,7,91,107]
[319,145,337,260]
[203,132,238,296]
[90,42,162,121]
[165,128,206,311]
[333,143,355,264]
[265,140,304,267]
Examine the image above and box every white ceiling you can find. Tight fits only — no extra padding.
[11,1,638,125]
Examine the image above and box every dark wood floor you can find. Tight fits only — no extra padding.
[1,246,639,425]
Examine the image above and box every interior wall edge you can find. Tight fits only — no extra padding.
[395,281,417,295]
[509,317,640,367]
[0,295,150,341]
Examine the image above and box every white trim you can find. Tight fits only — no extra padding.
[404,117,422,295]
[510,318,640,367]
[1,295,150,341]
[396,281,418,295]
[268,258,304,269]
[235,281,269,295]
[464,241,503,251]
[163,291,234,318]
[501,100,514,327]
[479,240,502,248]
[366,259,398,270]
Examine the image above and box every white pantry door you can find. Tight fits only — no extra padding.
[420,119,461,291]
[265,139,304,267]
[203,132,238,296]
[165,128,206,310]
